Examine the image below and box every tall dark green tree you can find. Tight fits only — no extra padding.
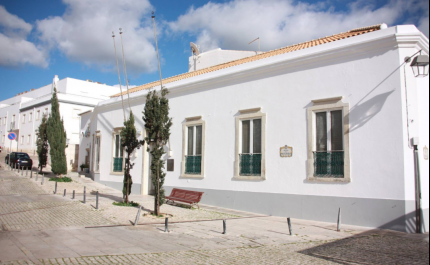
[36,114,49,173]
[143,87,172,216]
[47,87,68,176]
[121,111,143,204]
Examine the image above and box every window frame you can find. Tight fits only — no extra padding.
[93,131,101,173]
[111,127,125,175]
[234,108,266,181]
[29,112,33,123]
[307,97,350,182]
[36,110,40,121]
[181,117,206,179]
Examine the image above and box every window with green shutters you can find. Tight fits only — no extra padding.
[314,110,344,178]
[240,119,262,176]
[113,133,123,172]
[185,125,203,174]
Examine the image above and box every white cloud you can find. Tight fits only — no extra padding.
[36,0,158,74]
[0,6,48,68]
[418,15,429,37]
[169,0,428,52]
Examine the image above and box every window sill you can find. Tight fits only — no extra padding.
[110,172,124,176]
[180,174,204,179]
[233,175,266,181]
[307,176,351,183]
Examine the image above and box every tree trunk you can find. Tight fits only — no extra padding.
[155,159,160,216]
[126,155,130,204]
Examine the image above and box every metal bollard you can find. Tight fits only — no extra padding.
[222,219,227,235]
[26,168,28,177]
[30,169,33,179]
[54,181,57,194]
[41,174,44,185]
[165,218,169,233]
[64,189,66,197]
[337,208,342,232]
[36,173,38,182]
[83,187,86,204]
[21,168,23,176]
[96,191,99,210]
[134,206,142,226]
[73,190,75,200]
[287,218,293,236]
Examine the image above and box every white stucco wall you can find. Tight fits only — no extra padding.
[85,25,428,231]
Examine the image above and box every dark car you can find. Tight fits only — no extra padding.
[9,152,33,169]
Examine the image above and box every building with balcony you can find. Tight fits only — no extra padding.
[0,76,121,171]
[80,24,429,233]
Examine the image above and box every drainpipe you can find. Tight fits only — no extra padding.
[412,137,423,234]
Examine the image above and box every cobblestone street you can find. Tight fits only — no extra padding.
[0,159,429,265]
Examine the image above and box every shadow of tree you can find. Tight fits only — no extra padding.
[298,211,429,264]
[347,90,395,133]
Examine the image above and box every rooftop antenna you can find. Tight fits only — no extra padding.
[119,28,131,113]
[112,31,126,122]
[249,37,260,53]
[152,12,164,91]
[190,42,200,56]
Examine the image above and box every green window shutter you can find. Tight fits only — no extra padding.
[253,119,262,154]
[196,125,203,155]
[316,112,327,152]
[242,120,251,154]
[331,110,343,151]
[187,126,194,155]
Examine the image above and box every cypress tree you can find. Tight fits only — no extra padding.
[120,111,143,203]
[36,114,49,173]
[143,87,172,216]
[47,87,68,176]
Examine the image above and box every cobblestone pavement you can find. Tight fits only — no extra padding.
[1,156,428,265]
[0,201,115,231]
[1,234,429,265]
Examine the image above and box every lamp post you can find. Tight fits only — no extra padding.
[404,51,429,234]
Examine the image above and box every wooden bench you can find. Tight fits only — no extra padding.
[165,188,204,209]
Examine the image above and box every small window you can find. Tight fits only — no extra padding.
[22,114,26,124]
[2,135,4,144]
[21,136,24,144]
[27,135,31,144]
[94,134,101,172]
[112,133,124,173]
[185,125,203,174]
[29,112,33,122]
[240,119,262,176]
[36,111,40,121]
[3,117,6,125]
[181,117,206,178]
[307,98,350,182]
[234,108,266,180]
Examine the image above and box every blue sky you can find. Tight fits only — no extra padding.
[0,0,428,101]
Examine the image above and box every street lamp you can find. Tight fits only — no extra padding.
[406,54,429,78]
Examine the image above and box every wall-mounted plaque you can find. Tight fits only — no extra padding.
[280,145,293,158]
[167,159,174,171]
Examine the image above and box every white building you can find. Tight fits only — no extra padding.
[80,24,429,233]
[0,77,121,171]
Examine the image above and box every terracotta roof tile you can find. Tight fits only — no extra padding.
[111,24,383,98]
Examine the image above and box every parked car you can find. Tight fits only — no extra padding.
[0,146,2,153]
[5,154,10,164]
[9,152,33,169]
